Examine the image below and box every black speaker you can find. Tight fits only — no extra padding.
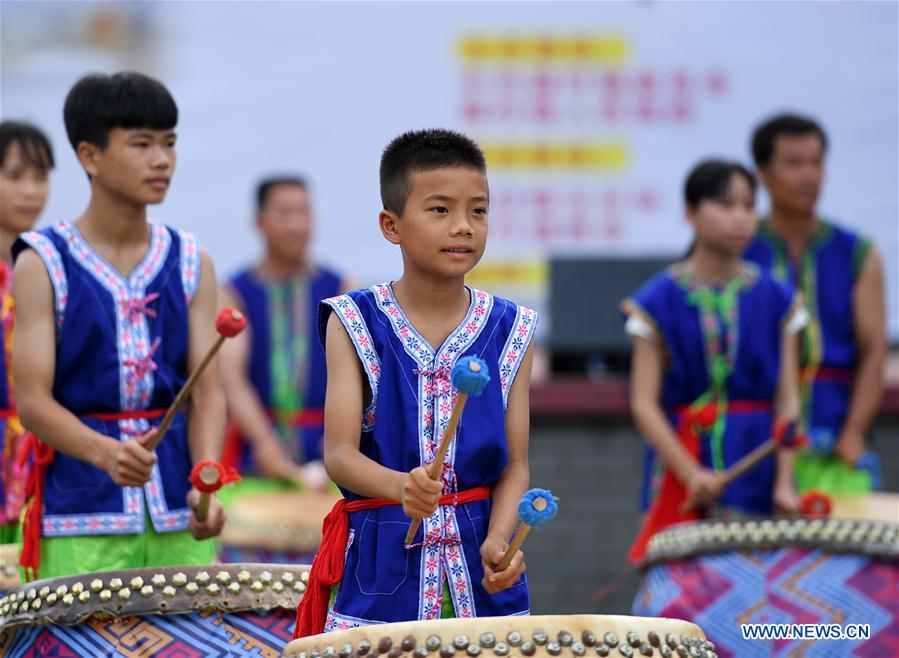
[549,256,674,375]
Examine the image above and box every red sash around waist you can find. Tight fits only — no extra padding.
[19,408,168,581]
[293,485,492,638]
[801,365,854,384]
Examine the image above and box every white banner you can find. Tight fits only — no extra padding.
[2,1,896,337]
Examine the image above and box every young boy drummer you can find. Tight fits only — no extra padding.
[12,72,226,580]
[295,129,538,635]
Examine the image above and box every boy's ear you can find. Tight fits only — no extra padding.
[76,141,101,179]
[379,210,401,245]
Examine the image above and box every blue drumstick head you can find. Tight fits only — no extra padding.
[518,488,559,529]
[452,356,490,395]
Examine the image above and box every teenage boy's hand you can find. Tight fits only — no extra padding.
[102,429,158,487]
[401,466,442,519]
[480,536,526,594]
[187,488,226,540]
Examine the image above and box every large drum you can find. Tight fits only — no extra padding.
[634,493,899,657]
[0,562,309,657]
[218,490,341,564]
[284,615,712,658]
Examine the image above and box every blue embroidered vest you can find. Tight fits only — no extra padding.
[228,265,341,470]
[744,219,870,439]
[12,221,200,536]
[626,265,797,515]
[320,284,537,629]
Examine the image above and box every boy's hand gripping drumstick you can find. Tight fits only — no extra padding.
[147,308,247,451]
[404,356,490,545]
[188,460,241,521]
[495,488,559,571]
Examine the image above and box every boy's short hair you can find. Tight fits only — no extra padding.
[0,120,54,170]
[256,176,308,211]
[380,128,486,215]
[751,113,828,167]
[63,72,178,151]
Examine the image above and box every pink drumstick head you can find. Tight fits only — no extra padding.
[215,307,247,338]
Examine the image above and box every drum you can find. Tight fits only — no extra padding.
[0,543,19,593]
[284,615,712,658]
[218,490,342,564]
[634,493,899,658]
[0,562,310,657]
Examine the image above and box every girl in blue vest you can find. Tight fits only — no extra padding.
[294,129,537,636]
[11,72,226,580]
[624,159,805,561]
[219,176,345,498]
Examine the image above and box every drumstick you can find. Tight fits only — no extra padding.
[718,419,806,487]
[147,308,247,451]
[680,419,805,514]
[404,356,490,545]
[188,460,241,521]
[495,488,559,571]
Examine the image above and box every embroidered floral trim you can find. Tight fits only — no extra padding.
[322,295,380,431]
[324,609,386,632]
[17,231,68,328]
[178,229,200,303]
[499,305,538,409]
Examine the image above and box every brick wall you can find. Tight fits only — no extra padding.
[524,418,899,615]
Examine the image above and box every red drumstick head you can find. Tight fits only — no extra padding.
[215,307,247,338]
[189,460,241,493]
[799,490,832,518]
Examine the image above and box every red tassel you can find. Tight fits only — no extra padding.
[18,433,54,581]
[220,423,242,471]
[293,498,352,639]
[293,486,492,638]
[627,403,713,564]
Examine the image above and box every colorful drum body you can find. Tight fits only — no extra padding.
[634,494,899,658]
[218,490,341,564]
[284,614,711,658]
[0,562,310,657]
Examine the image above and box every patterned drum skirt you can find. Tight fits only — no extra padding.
[0,562,310,657]
[634,493,899,657]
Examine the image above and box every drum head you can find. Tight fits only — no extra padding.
[0,562,310,628]
[0,543,19,592]
[221,490,342,551]
[285,614,710,658]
